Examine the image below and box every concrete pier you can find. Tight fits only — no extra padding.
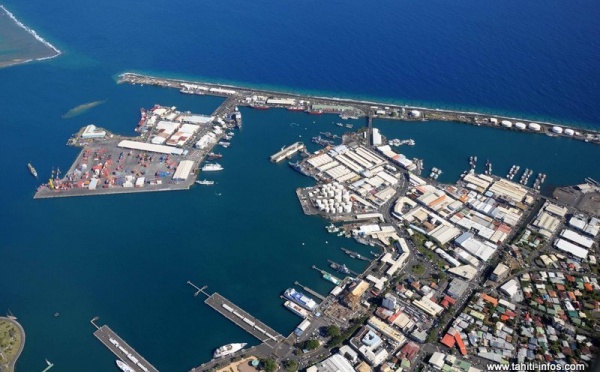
[204,293,283,344]
[270,142,305,163]
[92,324,159,372]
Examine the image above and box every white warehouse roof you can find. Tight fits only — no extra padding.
[172,160,195,181]
[118,140,184,155]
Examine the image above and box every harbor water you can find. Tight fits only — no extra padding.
[0,0,598,370]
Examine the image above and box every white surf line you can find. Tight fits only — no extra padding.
[0,5,62,61]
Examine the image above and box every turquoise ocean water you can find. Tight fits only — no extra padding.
[0,0,599,370]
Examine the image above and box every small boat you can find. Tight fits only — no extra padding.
[196,179,215,185]
[116,360,135,372]
[208,152,223,159]
[345,124,353,128]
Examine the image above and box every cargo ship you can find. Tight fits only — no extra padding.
[28,163,38,178]
[201,163,223,171]
[284,288,317,311]
[250,103,270,110]
[213,343,247,358]
[116,360,135,372]
[283,300,310,318]
[307,109,323,115]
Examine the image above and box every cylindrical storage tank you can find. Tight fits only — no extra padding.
[343,194,350,202]
[528,123,541,131]
[501,120,513,127]
[319,204,325,211]
[564,128,575,136]
[489,118,498,124]
[324,207,330,213]
[552,126,563,134]
[335,195,342,202]
[328,190,334,198]
[515,122,526,130]
[337,206,344,214]
[344,204,352,213]
[410,110,421,118]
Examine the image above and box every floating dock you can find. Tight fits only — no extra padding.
[270,142,305,163]
[92,323,159,372]
[204,292,283,343]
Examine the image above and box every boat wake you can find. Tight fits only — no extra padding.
[0,5,62,62]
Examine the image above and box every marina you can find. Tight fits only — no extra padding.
[91,320,159,372]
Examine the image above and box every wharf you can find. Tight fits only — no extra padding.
[270,142,305,163]
[92,323,159,372]
[118,72,600,145]
[293,281,326,302]
[204,293,284,344]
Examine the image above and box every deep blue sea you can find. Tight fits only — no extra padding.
[0,0,599,370]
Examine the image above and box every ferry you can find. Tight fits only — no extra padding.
[116,360,135,372]
[322,273,341,285]
[27,163,38,178]
[201,163,223,171]
[213,343,247,358]
[288,161,311,177]
[196,179,215,185]
[284,288,317,311]
[283,300,310,318]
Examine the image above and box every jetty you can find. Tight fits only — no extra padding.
[327,259,360,276]
[293,281,326,301]
[91,318,159,372]
[270,142,305,163]
[341,247,371,261]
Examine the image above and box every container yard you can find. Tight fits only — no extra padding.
[34,104,238,199]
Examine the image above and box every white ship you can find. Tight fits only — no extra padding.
[196,179,215,185]
[283,300,310,318]
[202,163,223,171]
[213,343,247,358]
[116,360,135,372]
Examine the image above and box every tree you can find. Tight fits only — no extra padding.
[326,325,341,338]
[262,358,278,372]
[283,360,298,372]
[302,339,320,350]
